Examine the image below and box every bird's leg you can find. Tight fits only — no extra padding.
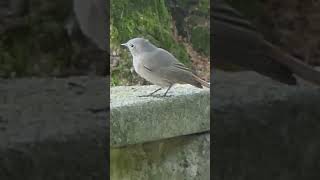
[162,85,173,97]
[148,87,162,96]
[139,87,162,97]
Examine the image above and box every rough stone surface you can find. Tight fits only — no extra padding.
[111,132,210,180]
[0,76,109,179]
[110,84,210,147]
[212,70,320,180]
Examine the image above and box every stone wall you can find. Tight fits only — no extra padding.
[110,85,210,179]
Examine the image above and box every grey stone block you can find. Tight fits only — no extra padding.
[110,84,210,147]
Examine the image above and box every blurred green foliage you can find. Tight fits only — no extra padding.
[110,0,190,86]
[191,26,210,56]
[0,0,74,78]
[165,0,209,56]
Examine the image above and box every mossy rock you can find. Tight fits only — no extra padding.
[165,0,209,56]
[110,0,190,86]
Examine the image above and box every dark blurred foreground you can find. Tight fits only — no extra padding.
[0,0,109,179]
[212,0,320,179]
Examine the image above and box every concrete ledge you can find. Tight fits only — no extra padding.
[110,84,210,147]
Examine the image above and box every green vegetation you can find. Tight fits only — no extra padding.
[0,0,73,78]
[164,0,210,56]
[191,26,210,56]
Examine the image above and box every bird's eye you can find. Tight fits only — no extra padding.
[130,44,134,47]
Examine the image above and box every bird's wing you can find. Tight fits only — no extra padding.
[141,48,180,72]
[158,65,203,88]
[141,49,203,87]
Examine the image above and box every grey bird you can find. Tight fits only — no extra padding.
[121,38,209,97]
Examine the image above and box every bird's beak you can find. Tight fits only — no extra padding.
[121,43,127,47]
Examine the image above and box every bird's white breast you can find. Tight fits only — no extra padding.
[132,55,142,73]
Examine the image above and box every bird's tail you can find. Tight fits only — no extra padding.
[192,74,210,88]
[265,41,320,86]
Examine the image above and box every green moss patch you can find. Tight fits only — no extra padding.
[190,26,210,56]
